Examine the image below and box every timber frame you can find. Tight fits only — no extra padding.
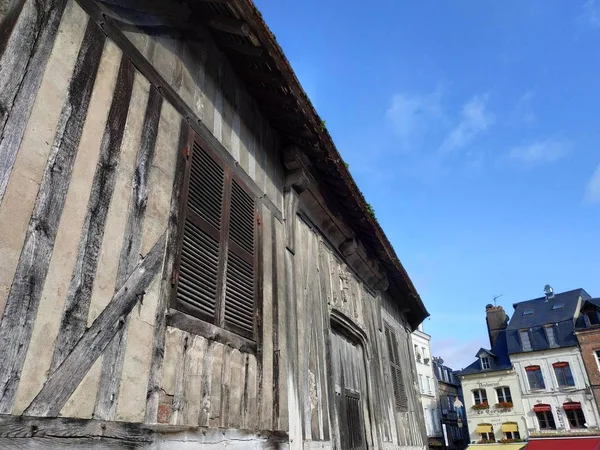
[76,0,428,329]
[0,0,430,448]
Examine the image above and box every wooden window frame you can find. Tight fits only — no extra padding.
[171,131,260,346]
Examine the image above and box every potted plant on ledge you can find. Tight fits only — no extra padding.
[495,401,513,410]
[471,401,489,411]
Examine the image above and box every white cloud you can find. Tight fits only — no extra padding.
[585,164,600,203]
[582,0,600,27]
[386,89,443,148]
[510,90,536,125]
[439,95,494,154]
[508,139,571,166]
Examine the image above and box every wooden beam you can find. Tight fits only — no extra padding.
[218,39,263,57]
[0,0,69,206]
[167,310,257,354]
[0,415,290,448]
[0,19,105,415]
[206,16,250,36]
[24,232,167,417]
[145,118,189,423]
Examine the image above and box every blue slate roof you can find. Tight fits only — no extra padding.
[458,329,512,376]
[506,288,592,354]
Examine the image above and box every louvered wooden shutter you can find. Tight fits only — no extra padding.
[174,135,257,340]
[385,324,408,411]
[224,179,256,338]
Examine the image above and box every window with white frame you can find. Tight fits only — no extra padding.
[496,386,512,404]
[526,365,545,390]
[428,376,434,394]
[553,362,575,387]
[419,374,425,393]
[535,409,556,430]
[595,350,600,373]
[426,376,432,394]
[473,389,488,405]
[481,356,491,370]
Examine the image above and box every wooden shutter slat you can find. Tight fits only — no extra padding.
[188,145,224,231]
[228,180,255,255]
[224,249,255,338]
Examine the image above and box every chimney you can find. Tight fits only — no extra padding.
[486,304,508,348]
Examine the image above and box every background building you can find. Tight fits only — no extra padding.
[433,357,469,449]
[412,324,443,447]
[459,305,528,446]
[506,288,600,437]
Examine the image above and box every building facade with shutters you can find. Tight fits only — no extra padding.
[433,358,469,449]
[506,288,600,438]
[0,0,429,449]
[411,325,443,447]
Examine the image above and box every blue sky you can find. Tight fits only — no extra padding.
[255,0,600,369]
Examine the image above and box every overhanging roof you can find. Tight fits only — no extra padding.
[96,0,429,328]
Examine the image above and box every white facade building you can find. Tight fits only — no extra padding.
[460,366,528,444]
[412,324,442,439]
[511,346,600,434]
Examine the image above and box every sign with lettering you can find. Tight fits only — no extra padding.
[477,381,501,388]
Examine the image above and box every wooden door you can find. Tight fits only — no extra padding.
[330,329,368,450]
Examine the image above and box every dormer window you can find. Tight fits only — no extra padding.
[545,325,558,347]
[520,329,532,351]
[584,309,600,327]
[481,356,491,370]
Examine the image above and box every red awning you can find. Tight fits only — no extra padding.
[533,404,552,412]
[526,437,600,450]
[564,402,582,411]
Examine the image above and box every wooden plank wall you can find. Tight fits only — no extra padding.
[295,217,426,449]
[0,0,286,437]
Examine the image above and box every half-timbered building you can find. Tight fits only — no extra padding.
[0,0,429,448]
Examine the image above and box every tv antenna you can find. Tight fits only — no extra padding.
[493,294,503,306]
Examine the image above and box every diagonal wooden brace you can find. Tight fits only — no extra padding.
[24,231,167,417]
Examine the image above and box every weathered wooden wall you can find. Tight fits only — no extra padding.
[0,0,285,434]
[0,0,426,448]
[289,216,427,449]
